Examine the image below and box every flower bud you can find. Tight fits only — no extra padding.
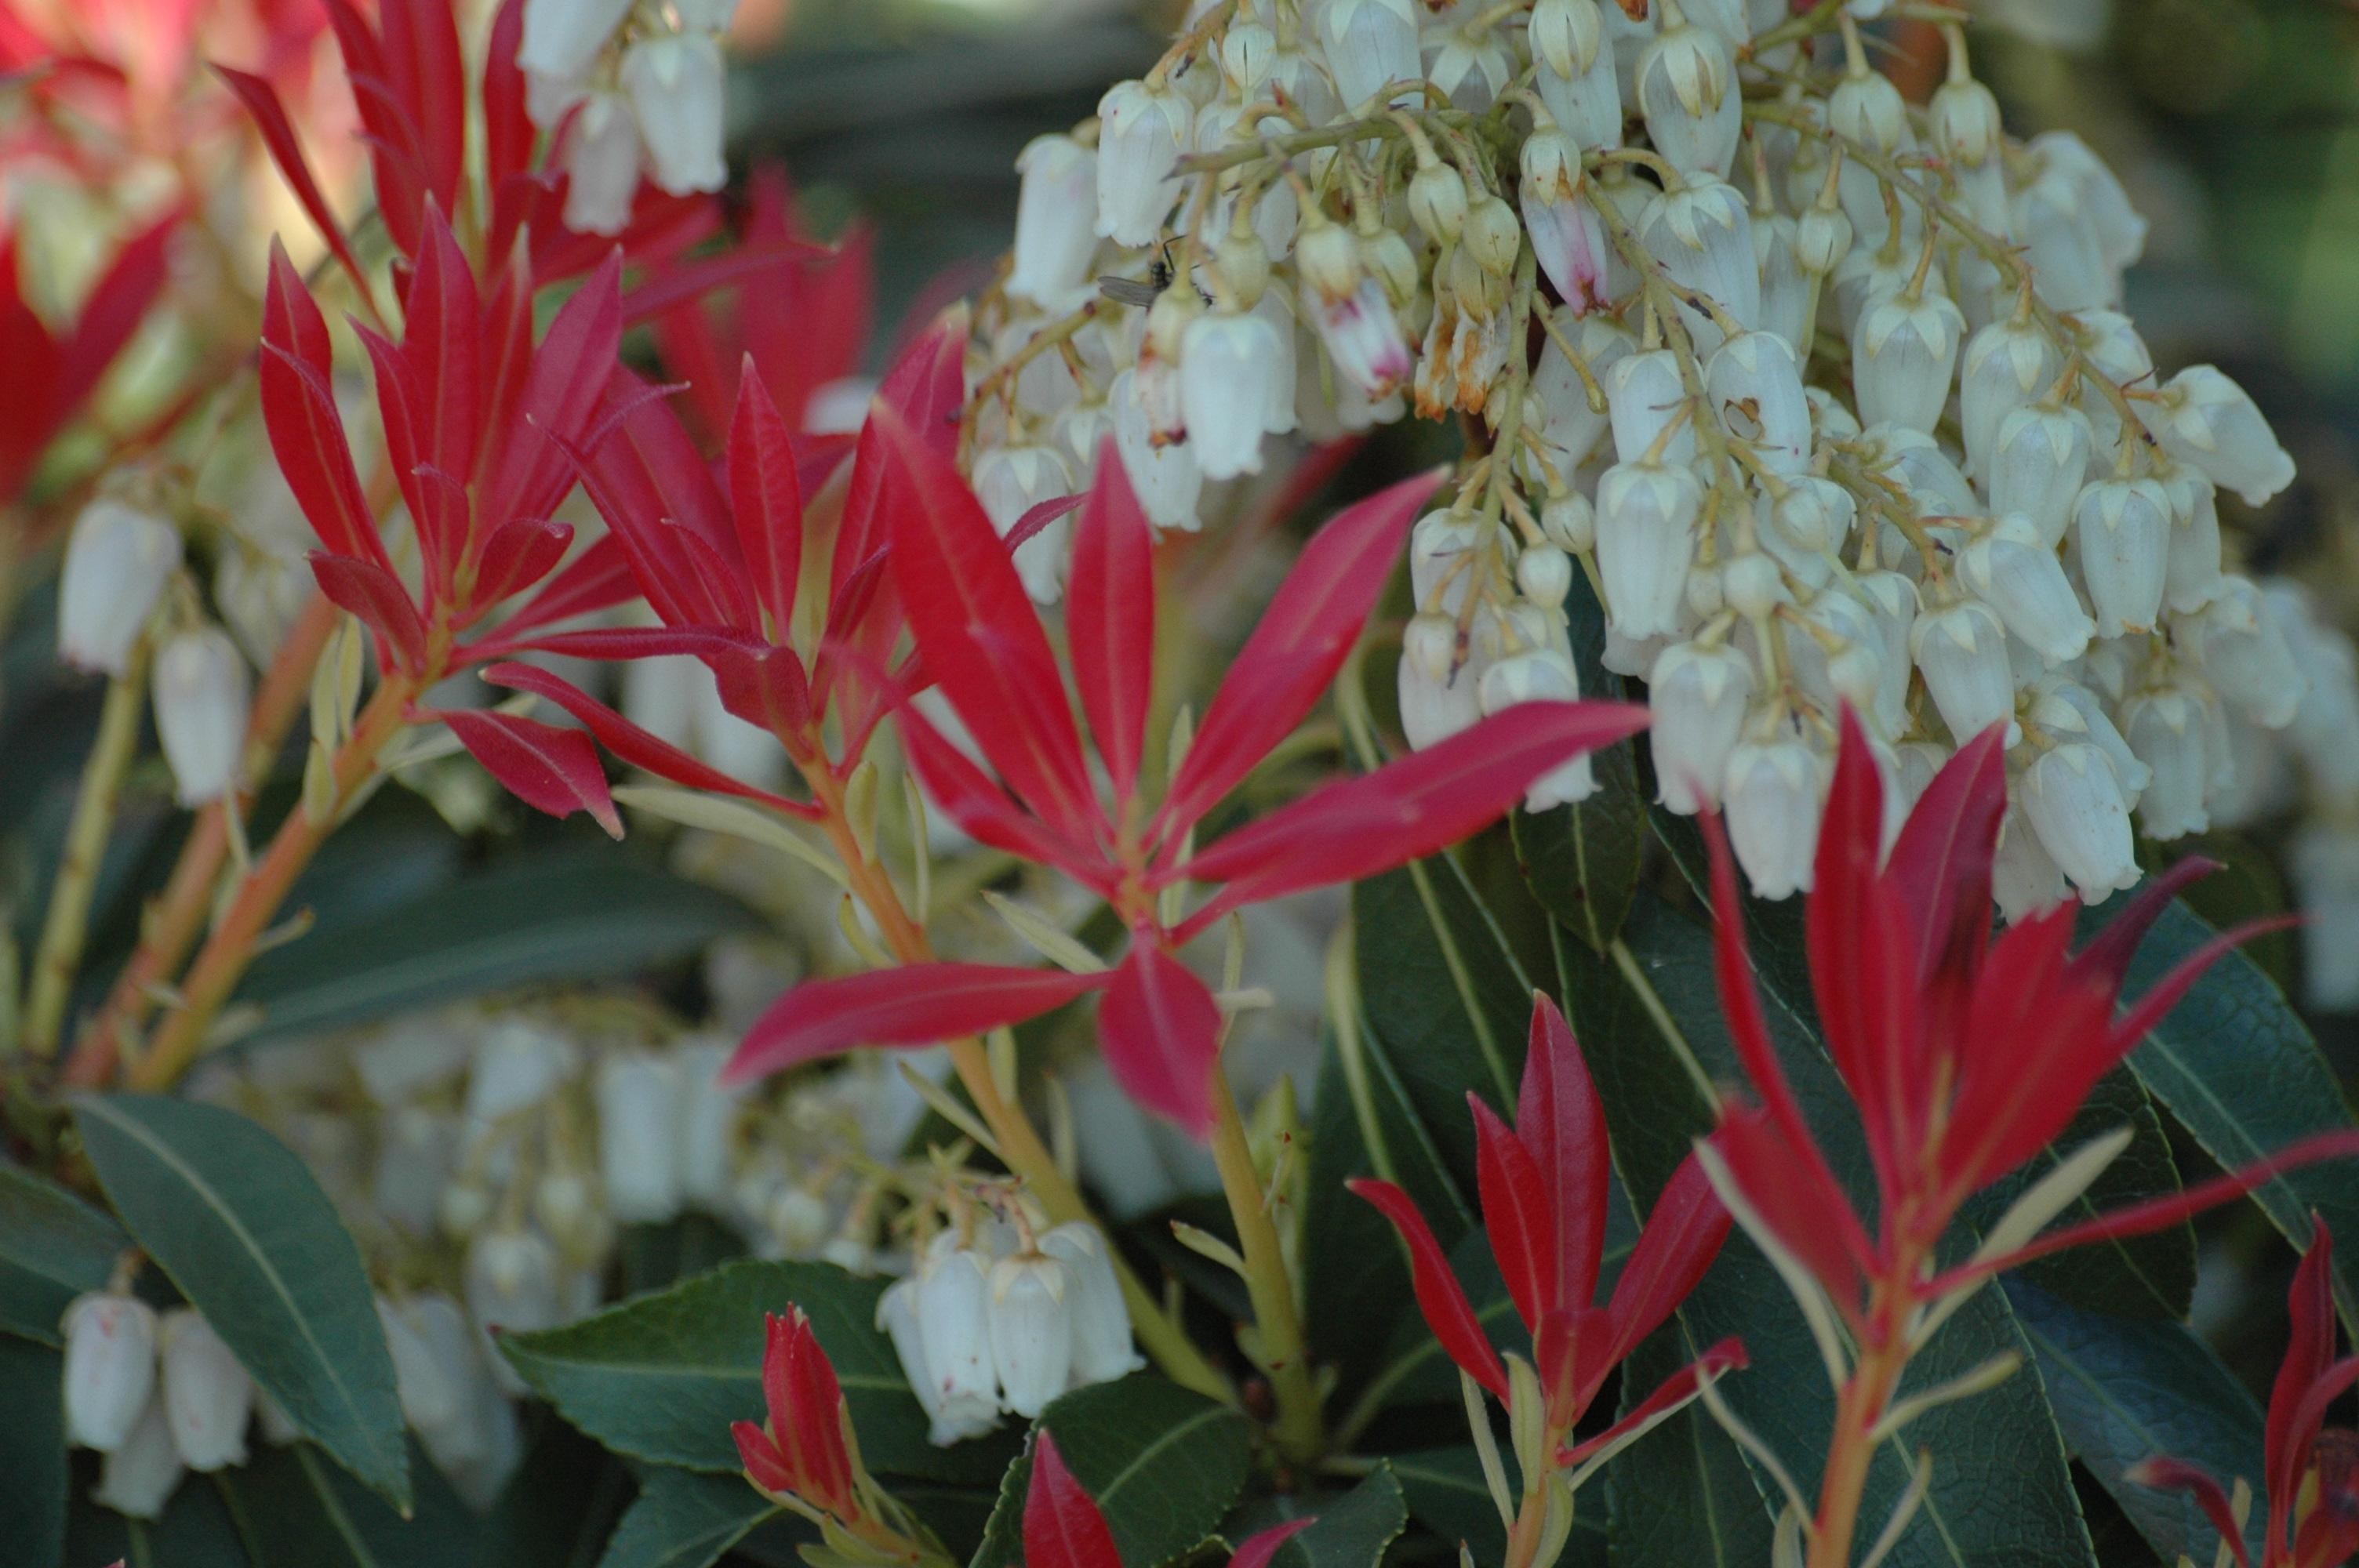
[1648,640,1754,814]
[1038,1223,1143,1387]
[1911,600,2019,746]
[1636,22,1739,177]
[987,1252,1074,1418]
[60,499,180,676]
[2150,365,2295,507]
[621,33,726,196]
[1463,195,1523,278]
[2192,576,2305,729]
[2119,681,2212,840]
[1984,403,2092,549]
[1403,613,1457,684]
[1010,135,1100,309]
[1479,650,1596,810]
[158,1308,253,1472]
[518,0,633,85]
[63,1292,158,1452]
[1596,459,1703,641]
[2074,476,2172,640]
[1853,288,1965,434]
[1962,514,2093,665]
[2019,742,2138,902]
[1321,0,1421,110]
[1724,734,1826,898]
[1540,492,1596,553]
[1409,162,1470,245]
[594,1049,684,1225]
[1517,544,1574,608]
[1096,79,1192,246]
[153,627,251,807]
[1793,201,1852,278]
[1929,75,2003,171]
[1181,309,1285,481]
[92,1392,183,1519]
[560,91,642,237]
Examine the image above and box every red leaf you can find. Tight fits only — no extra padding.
[727,964,1107,1085]
[309,552,427,673]
[623,235,828,325]
[1067,445,1154,805]
[1558,1338,1747,1468]
[1024,1434,1123,1568]
[2270,1219,2336,1521]
[260,245,391,575]
[377,0,467,220]
[728,361,804,638]
[1098,942,1223,1136]
[1521,996,1612,1318]
[481,0,533,191]
[215,67,373,309]
[836,309,967,603]
[711,644,817,743]
[57,208,180,412]
[871,403,1101,848]
[1470,1093,1552,1334]
[1005,492,1084,555]
[488,251,624,535]
[1158,470,1441,840]
[493,534,638,642]
[403,208,482,503]
[2122,1458,2252,1568]
[497,626,765,662]
[900,699,1106,886]
[468,517,573,612]
[1707,1108,1869,1319]
[444,708,621,837]
[482,661,816,816]
[1173,702,1648,936]
[1601,1154,1730,1369]
[1885,718,2007,986]
[1228,1521,1314,1568]
[1347,1178,1509,1399]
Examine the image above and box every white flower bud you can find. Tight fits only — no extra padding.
[1793,201,1852,278]
[1181,309,1285,481]
[1648,640,1754,814]
[63,1292,158,1452]
[620,32,725,196]
[465,1226,565,1350]
[1038,1223,1143,1387]
[1607,349,1696,467]
[561,91,642,237]
[766,1185,831,1258]
[1480,650,1596,810]
[1724,735,1826,898]
[1930,74,2003,170]
[1993,802,2070,922]
[1596,459,1703,641]
[92,1392,182,1520]
[1853,287,1965,434]
[1010,135,1100,309]
[672,1036,739,1208]
[2020,742,2138,902]
[2074,476,2172,640]
[1637,177,1756,354]
[973,439,1077,602]
[1321,0,1421,111]
[467,1019,580,1124]
[1636,23,1739,177]
[594,1049,683,1225]
[1984,402,2093,549]
[1720,550,1785,622]
[1462,195,1523,278]
[158,1308,252,1472]
[1705,331,1810,477]
[1096,80,1192,246]
[1962,514,2093,665]
[1409,162,1470,244]
[60,499,181,676]
[2119,681,2212,840]
[1110,369,1203,533]
[1517,545,1574,608]
[2192,576,2305,729]
[1404,613,1457,684]
[519,0,633,85]
[881,1275,998,1446]
[914,1232,1000,1424]
[1911,599,2019,747]
[1960,318,2059,480]
[1541,492,1596,553]
[153,627,250,807]
[987,1252,1073,1418]
[2160,468,2225,615]
[2150,365,2296,508]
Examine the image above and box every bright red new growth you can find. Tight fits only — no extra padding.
[1023,1434,1124,1568]
[734,1307,862,1524]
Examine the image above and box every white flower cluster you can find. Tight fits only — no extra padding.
[962,0,2347,920]
[518,0,736,236]
[60,498,254,807]
[876,1201,1141,1446]
[62,1294,263,1519]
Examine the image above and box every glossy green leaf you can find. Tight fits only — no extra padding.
[235,848,759,1044]
[1390,1448,1510,1563]
[1509,746,1644,956]
[1267,1465,1408,1568]
[478,1417,638,1568]
[1604,1323,1775,1568]
[967,1375,1253,1568]
[0,1160,126,1345]
[0,1336,67,1568]
[2005,1280,2264,1567]
[594,1468,787,1568]
[223,1439,477,1567]
[500,1258,1010,1486]
[71,1094,409,1510]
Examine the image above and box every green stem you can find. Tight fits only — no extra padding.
[1208,1065,1325,1464]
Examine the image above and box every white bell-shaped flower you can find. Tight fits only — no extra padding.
[1410,511,1507,618]
[1761,476,1854,580]
[1096,79,1192,245]
[1992,802,2070,922]
[1479,649,1596,810]
[879,1275,998,1446]
[1984,402,2093,548]
[1637,176,1756,354]
[154,627,250,807]
[1521,137,1611,314]
[2034,130,2148,274]
[92,1392,183,1520]
[621,32,726,196]
[987,1251,1074,1418]
[914,1231,1001,1425]
[1528,310,1632,475]
[2074,476,2172,639]
[1852,570,1920,737]
[2119,682,2212,841]
[464,1225,565,1358]
[2150,365,2296,507]
[1959,317,2059,479]
[2290,821,2359,1012]
[595,1049,684,1225]
[2019,742,2139,902]
[467,1019,581,1125]
[1010,135,1100,308]
[60,499,181,677]
[1911,599,2019,746]
[2191,576,2305,729]
[1534,15,1622,148]
[1401,606,1507,750]
[1038,1222,1143,1387]
[2159,467,2226,615]
[1110,368,1204,533]
[1961,514,2094,665]
[1724,733,1826,898]
[1530,0,1605,82]
[158,1308,252,1472]
[62,1291,158,1452]
[1596,459,1703,641]
[672,1036,738,1209]
[1853,283,1965,434]
[372,1104,452,1237]
[972,439,1078,602]
[1648,639,1754,814]
[561,91,642,237]
[1307,278,1413,402]
[379,1295,466,1438]
[1606,349,1694,466]
[518,0,633,86]
[1752,209,1812,350]
[1635,19,1739,177]
[2012,165,2113,315]
[1705,331,1810,477]
[1321,0,1421,110]
[1181,308,1285,480]
[2033,677,2150,799]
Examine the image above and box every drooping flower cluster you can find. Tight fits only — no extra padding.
[61,1294,257,1520]
[961,0,2342,914]
[518,0,736,234]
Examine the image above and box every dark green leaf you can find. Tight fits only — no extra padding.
[236,848,760,1044]
[1390,1449,1509,1563]
[967,1375,1252,1568]
[0,1160,126,1344]
[1267,1465,1407,1568]
[615,1216,751,1300]
[65,1465,253,1568]
[500,1258,1009,1486]
[477,1414,638,1568]
[0,1335,67,1568]
[594,1468,786,1568]
[72,1094,409,1510]
[1509,757,1644,958]
[2005,1280,2264,1567]
[224,1439,478,1568]
[1604,1323,1774,1568]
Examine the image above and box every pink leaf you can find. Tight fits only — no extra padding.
[1601,1154,1730,1369]
[215,68,373,310]
[1470,1093,1552,1333]
[728,361,803,638]
[1347,1178,1509,1399]
[1885,717,2008,986]
[1521,996,1612,1319]
[1157,471,1441,841]
[467,517,573,612]
[481,0,533,190]
[1558,1338,1747,1468]
[444,708,620,837]
[260,245,391,575]
[308,552,427,673]
[1228,1521,1314,1568]
[899,699,1106,887]
[1023,1434,1123,1568]
[402,208,482,503]
[727,963,1107,1085]
[1097,942,1223,1136]
[1005,492,1084,555]
[1067,445,1154,806]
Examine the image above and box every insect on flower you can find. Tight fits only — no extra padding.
[722,433,1648,1134]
